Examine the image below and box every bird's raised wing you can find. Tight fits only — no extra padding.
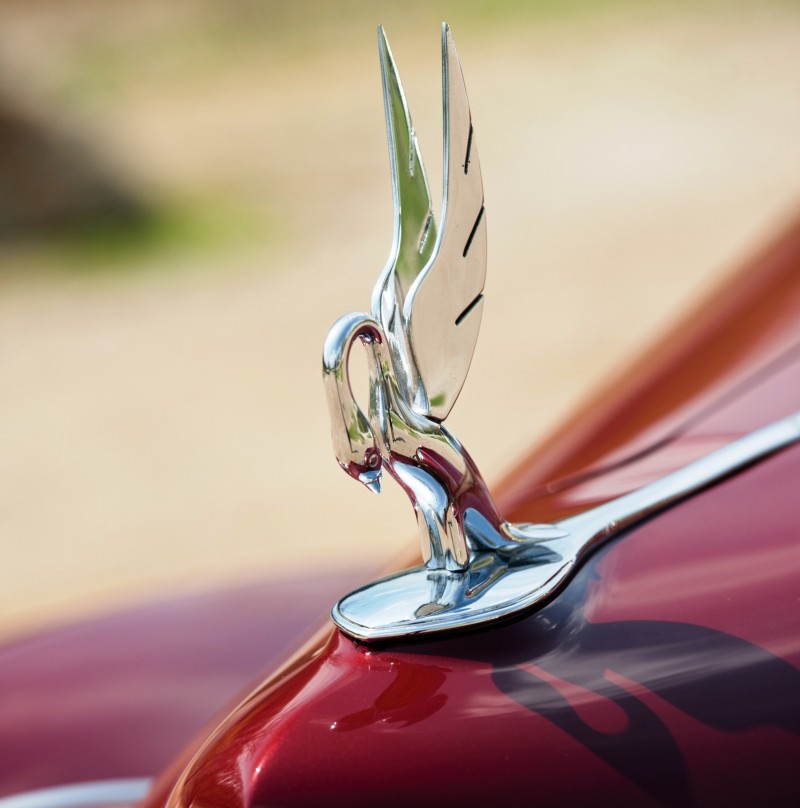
[404,24,486,422]
[372,24,485,422]
[371,26,438,415]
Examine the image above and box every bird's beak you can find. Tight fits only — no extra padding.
[358,468,382,494]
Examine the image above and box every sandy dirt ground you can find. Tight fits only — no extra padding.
[2,2,800,639]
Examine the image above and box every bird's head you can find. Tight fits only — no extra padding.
[323,312,384,494]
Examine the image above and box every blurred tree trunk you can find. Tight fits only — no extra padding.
[0,91,142,239]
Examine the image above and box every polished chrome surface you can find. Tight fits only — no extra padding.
[323,25,504,573]
[322,309,502,570]
[0,780,152,808]
[333,412,800,641]
[371,23,486,423]
[322,24,800,642]
[370,28,436,416]
[401,24,486,422]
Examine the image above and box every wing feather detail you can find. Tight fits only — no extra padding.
[371,26,437,412]
[403,24,486,421]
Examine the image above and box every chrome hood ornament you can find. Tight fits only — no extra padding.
[324,24,498,574]
[322,25,800,642]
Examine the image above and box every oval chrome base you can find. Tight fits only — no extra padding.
[332,548,575,642]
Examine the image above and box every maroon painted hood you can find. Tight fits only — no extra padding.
[0,572,370,797]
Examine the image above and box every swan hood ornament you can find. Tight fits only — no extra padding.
[322,24,800,642]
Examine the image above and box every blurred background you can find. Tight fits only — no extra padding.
[2,0,800,639]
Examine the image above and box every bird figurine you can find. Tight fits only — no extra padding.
[323,24,535,574]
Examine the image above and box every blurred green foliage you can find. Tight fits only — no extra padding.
[43,195,271,274]
[0,0,779,275]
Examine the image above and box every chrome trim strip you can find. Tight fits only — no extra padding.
[0,779,152,808]
[333,411,800,641]
[559,410,800,550]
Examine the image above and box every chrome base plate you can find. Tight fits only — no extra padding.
[332,547,576,641]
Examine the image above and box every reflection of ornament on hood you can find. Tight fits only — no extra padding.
[322,25,800,643]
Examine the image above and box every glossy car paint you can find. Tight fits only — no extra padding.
[141,220,800,806]
[499,212,800,518]
[0,571,369,797]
